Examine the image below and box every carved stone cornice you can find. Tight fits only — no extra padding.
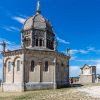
[56,51,71,61]
[2,49,23,57]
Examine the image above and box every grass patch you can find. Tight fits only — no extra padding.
[0,84,100,100]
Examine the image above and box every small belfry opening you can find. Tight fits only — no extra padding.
[44,61,48,72]
[39,39,42,46]
[36,39,38,46]
[31,60,35,72]
[8,61,11,72]
[17,60,20,71]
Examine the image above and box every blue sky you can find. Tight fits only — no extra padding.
[0,0,100,78]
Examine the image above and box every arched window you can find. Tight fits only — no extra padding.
[47,39,49,48]
[25,38,30,47]
[40,39,42,46]
[43,40,44,46]
[8,61,11,72]
[36,39,38,46]
[17,60,20,71]
[51,41,53,49]
[31,61,35,72]
[45,61,48,72]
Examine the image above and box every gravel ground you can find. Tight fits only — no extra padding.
[0,84,100,100]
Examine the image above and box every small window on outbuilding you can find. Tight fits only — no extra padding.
[31,60,35,72]
[17,60,20,71]
[44,61,48,72]
[8,61,11,72]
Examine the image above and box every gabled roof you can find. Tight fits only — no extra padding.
[80,64,96,69]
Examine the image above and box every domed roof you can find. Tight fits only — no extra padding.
[22,13,53,33]
[22,0,54,33]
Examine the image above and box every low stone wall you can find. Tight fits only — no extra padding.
[25,82,54,91]
[2,83,24,92]
[2,82,69,92]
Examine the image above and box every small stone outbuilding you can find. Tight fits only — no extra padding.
[80,64,96,83]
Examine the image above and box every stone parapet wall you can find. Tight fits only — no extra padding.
[2,83,24,92]
[25,82,54,90]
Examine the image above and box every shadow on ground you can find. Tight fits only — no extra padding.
[69,84,84,88]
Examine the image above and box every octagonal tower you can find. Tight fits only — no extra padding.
[21,0,55,50]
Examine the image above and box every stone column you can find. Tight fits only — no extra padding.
[12,62,15,83]
[2,58,4,83]
[39,61,43,82]
[67,60,70,84]
[96,75,99,83]
[42,40,44,47]
[44,32,46,48]
[38,39,39,47]
[2,58,6,92]
[21,51,26,91]
[53,58,57,89]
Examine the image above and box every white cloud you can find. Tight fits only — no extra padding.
[75,59,100,63]
[70,66,80,77]
[0,7,26,25]
[0,59,2,64]
[18,14,27,18]
[70,47,100,55]
[96,64,100,74]
[79,49,89,54]
[70,49,89,55]
[87,47,95,51]
[0,58,2,79]
[70,56,77,60]
[0,25,20,32]
[8,26,20,31]
[0,38,20,52]
[56,37,70,45]
[12,16,26,24]
[70,49,78,55]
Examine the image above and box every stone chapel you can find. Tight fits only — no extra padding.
[1,0,70,92]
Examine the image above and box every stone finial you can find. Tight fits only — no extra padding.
[67,48,70,56]
[2,41,6,53]
[37,0,41,14]
[54,39,58,51]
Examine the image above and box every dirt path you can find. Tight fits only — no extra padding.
[77,86,100,99]
[0,85,100,100]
